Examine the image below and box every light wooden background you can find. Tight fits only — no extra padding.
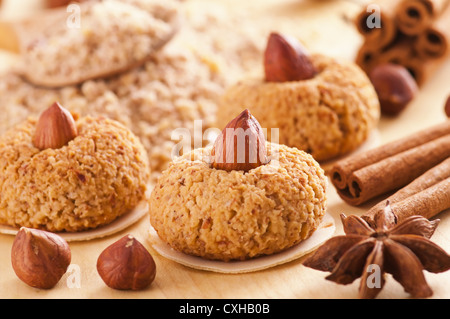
[0,0,449,299]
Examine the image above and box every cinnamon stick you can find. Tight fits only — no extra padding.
[355,0,402,51]
[355,41,380,75]
[330,121,450,206]
[378,35,413,65]
[354,0,450,87]
[362,157,450,225]
[363,36,443,87]
[330,121,450,189]
[415,2,450,59]
[388,178,450,219]
[343,135,450,205]
[398,51,445,86]
[396,0,450,35]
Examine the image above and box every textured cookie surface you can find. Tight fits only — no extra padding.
[218,54,380,161]
[0,116,149,232]
[149,142,327,261]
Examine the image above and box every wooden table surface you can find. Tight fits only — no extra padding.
[0,0,449,299]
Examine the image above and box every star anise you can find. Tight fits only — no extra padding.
[303,202,450,299]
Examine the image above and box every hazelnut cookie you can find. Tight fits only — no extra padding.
[149,142,327,261]
[218,45,380,162]
[0,104,149,232]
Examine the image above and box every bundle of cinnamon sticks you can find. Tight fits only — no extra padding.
[330,120,450,223]
[355,0,450,86]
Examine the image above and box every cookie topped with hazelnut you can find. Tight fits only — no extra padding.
[0,102,150,232]
[149,110,327,261]
[218,32,380,162]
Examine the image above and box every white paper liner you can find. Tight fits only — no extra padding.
[147,213,335,274]
[0,200,149,242]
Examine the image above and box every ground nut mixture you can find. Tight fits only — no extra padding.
[0,116,149,232]
[149,143,327,261]
[218,54,380,162]
[22,0,179,87]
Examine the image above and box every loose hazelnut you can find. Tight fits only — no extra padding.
[444,95,450,118]
[11,227,71,289]
[211,109,269,172]
[33,102,78,150]
[264,32,317,82]
[369,63,418,116]
[97,234,156,290]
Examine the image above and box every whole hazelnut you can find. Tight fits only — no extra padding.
[444,95,450,118]
[33,102,78,150]
[97,234,156,290]
[11,227,71,289]
[211,109,269,172]
[369,63,418,116]
[264,32,317,82]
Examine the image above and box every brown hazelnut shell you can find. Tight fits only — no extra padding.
[11,227,71,289]
[97,234,156,290]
